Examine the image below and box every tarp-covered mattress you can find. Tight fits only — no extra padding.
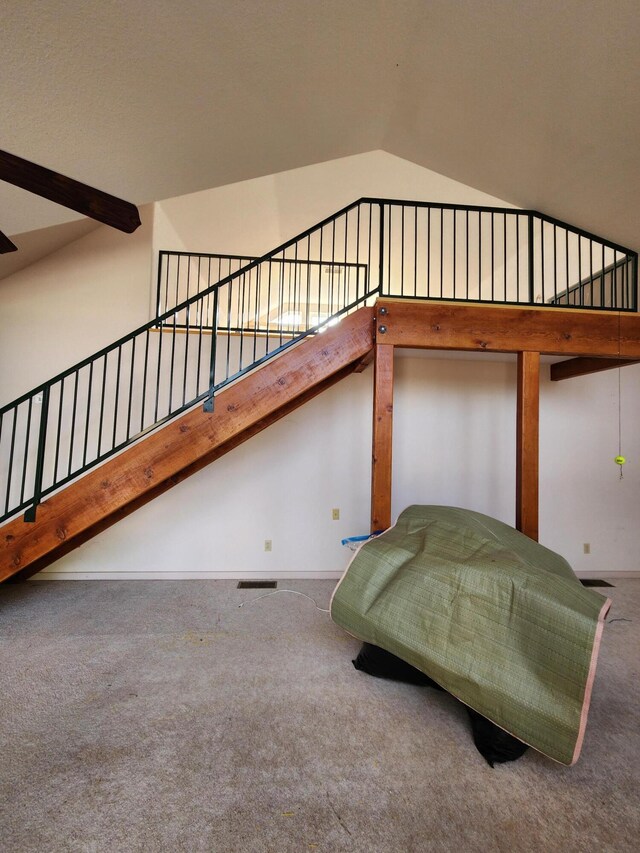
[330,505,610,765]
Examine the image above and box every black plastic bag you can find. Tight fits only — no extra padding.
[466,708,530,767]
[353,642,443,689]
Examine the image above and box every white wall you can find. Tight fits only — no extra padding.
[392,353,517,525]
[540,361,640,573]
[33,350,640,580]
[393,352,640,576]
[151,149,515,259]
[0,205,154,402]
[1,150,637,579]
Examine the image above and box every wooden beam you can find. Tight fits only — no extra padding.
[516,352,540,541]
[371,343,394,532]
[376,299,640,358]
[0,149,141,234]
[550,357,640,381]
[0,229,18,253]
[0,308,374,582]
[353,347,374,373]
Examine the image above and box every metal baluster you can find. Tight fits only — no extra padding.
[154,316,163,423]
[225,272,233,383]
[318,227,324,326]
[253,265,261,357]
[466,210,470,301]
[388,206,392,296]
[413,205,418,298]
[490,212,494,302]
[305,235,312,328]
[527,215,534,304]
[127,338,137,440]
[168,272,179,412]
[82,360,94,466]
[540,219,545,303]
[112,346,123,449]
[19,397,33,505]
[52,381,64,484]
[440,207,444,298]
[98,354,108,455]
[4,408,17,516]
[156,252,165,318]
[453,209,457,300]
[401,205,405,295]
[203,287,219,413]
[552,224,558,304]
[239,270,248,366]
[182,274,191,408]
[24,386,50,522]
[578,236,583,307]
[516,215,520,302]
[356,204,361,302]
[0,411,4,511]
[195,269,206,395]
[343,210,349,311]
[174,254,180,320]
[68,372,79,476]
[479,212,482,300]
[378,203,385,296]
[565,229,569,305]
[503,214,507,302]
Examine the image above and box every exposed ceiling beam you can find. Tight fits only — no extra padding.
[0,230,17,254]
[0,149,141,235]
[550,357,640,382]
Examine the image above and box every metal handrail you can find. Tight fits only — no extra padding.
[1,198,637,525]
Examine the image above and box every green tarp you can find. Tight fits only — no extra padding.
[331,506,610,765]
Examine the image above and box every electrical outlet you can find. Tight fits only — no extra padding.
[332,508,340,521]
[583,543,591,555]
[264,540,272,552]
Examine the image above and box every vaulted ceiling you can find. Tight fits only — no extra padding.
[2,0,639,257]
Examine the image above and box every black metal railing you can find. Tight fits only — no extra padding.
[1,198,637,525]
[156,252,369,332]
[156,252,255,319]
[373,200,637,310]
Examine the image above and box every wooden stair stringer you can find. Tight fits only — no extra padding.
[0,307,374,581]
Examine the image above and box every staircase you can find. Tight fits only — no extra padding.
[0,198,636,581]
[0,309,373,581]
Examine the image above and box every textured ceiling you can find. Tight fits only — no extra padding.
[2,0,639,251]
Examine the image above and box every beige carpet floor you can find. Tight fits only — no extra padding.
[0,578,638,853]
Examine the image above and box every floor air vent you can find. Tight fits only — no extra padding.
[237,581,277,589]
[579,579,614,588]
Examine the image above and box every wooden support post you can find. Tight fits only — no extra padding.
[516,351,540,541]
[371,343,394,532]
